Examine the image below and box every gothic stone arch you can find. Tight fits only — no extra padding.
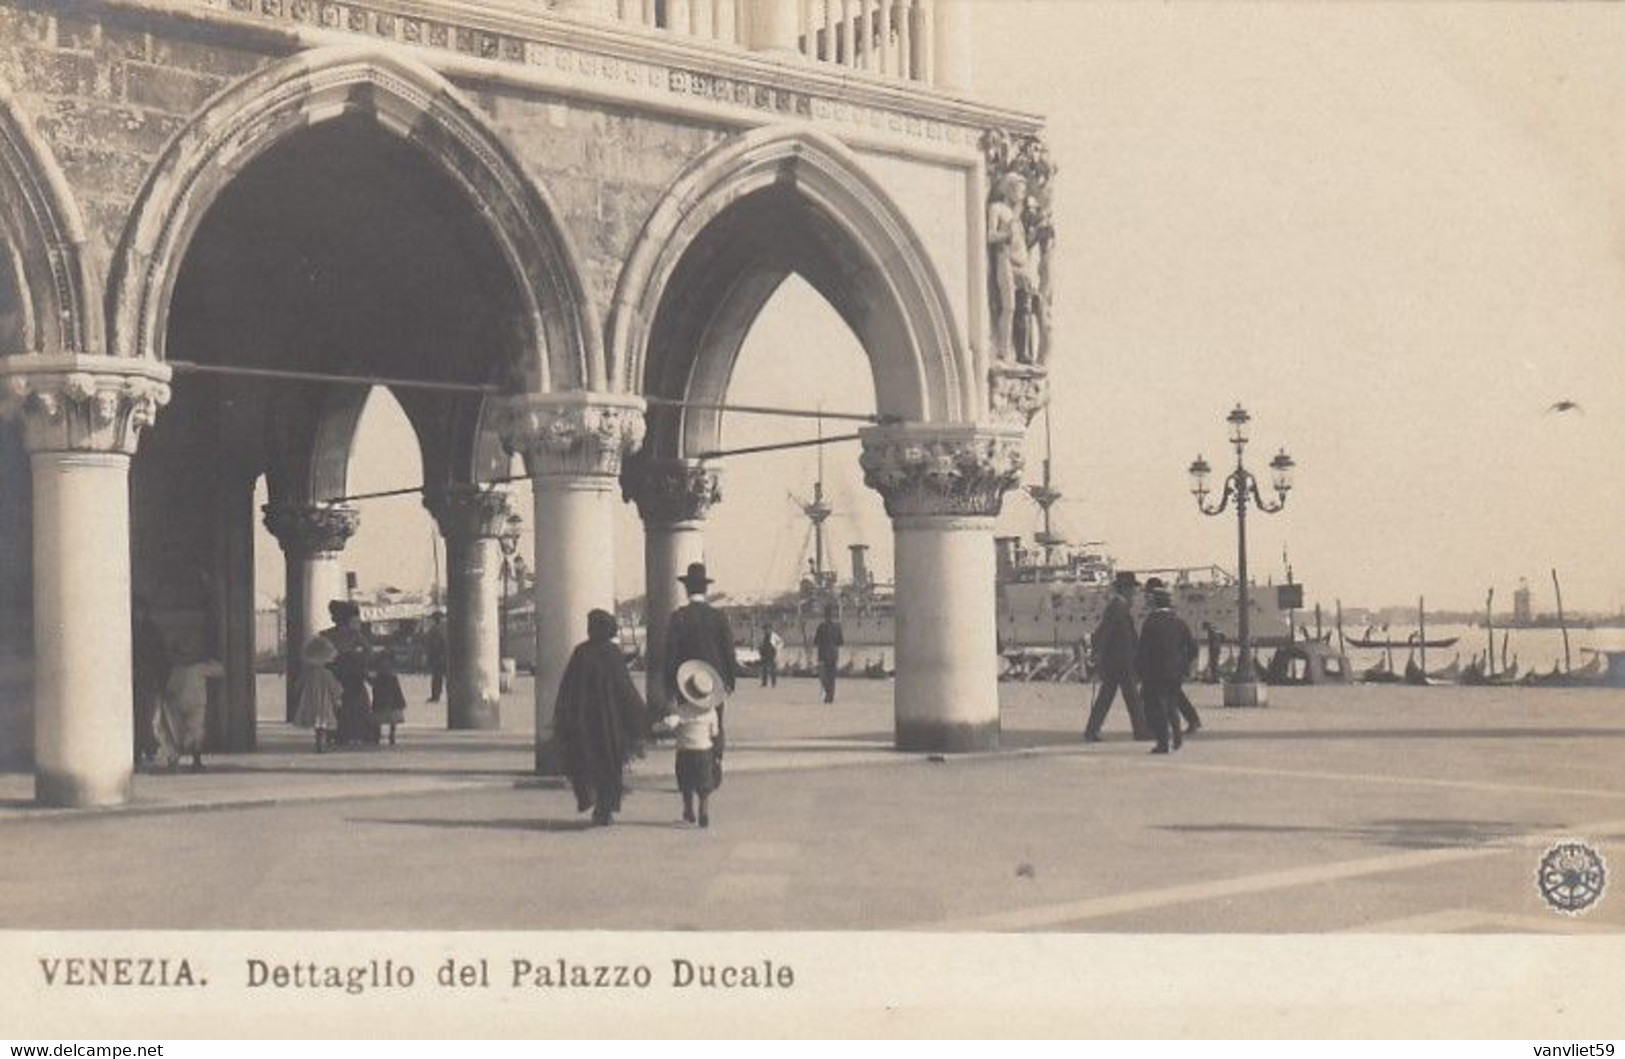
[106,45,601,394]
[607,126,972,459]
[0,80,101,358]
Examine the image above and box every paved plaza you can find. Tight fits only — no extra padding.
[3,675,1624,933]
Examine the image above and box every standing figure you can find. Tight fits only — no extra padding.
[131,595,169,767]
[1084,571,1151,742]
[987,171,1040,362]
[155,659,224,772]
[656,659,727,828]
[759,624,782,688]
[422,612,447,703]
[369,653,407,747]
[664,563,738,780]
[323,600,374,747]
[813,604,844,704]
[1203,621,1223,685]
[1138,584,1199,754]
[295,634,342,753]
[554,609,647,827]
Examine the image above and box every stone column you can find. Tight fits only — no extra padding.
[622,457,721,718]
[424,487,515,731]
[262,502,359,722]
[211,474,258,752]
[498,392,645,774]
[860,423,1023,752]
[749,0,801,53]
[0,354,171,807]
[931,0,975,93]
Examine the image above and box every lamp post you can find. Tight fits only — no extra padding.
[497,512,522,662]
[1188,403,1295,707]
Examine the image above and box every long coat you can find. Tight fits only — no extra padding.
[554,638,646,794]
[1092,592,1139,678]
[1138,608,1198,685]
[665,601,738,696]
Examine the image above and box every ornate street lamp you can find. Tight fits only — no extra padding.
[1188,403,1295,707]
[497,511,523,660]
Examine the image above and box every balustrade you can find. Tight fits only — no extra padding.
[555,0,963,89]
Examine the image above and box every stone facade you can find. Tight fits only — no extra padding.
[0,0,1051,789]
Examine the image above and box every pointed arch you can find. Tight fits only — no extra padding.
[607,126,971,458]
[0,80,102,356]
[106,46,598,393]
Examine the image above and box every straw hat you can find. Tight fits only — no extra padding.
[674,659,727,712]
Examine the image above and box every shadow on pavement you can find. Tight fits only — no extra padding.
[349,815,679,833]
[1161,816,1565,850]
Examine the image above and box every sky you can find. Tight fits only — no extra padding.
[256,2,1625,616]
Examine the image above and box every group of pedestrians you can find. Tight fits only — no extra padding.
[756,605,844,703]
[293,600,408,752]
[1084,572,1202,754]
[554,561,738,829]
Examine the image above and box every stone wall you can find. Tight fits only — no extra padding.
[0,0,278,267]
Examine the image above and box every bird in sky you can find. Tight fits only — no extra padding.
[1546,400,1583,415]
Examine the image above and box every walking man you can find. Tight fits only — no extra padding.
[665,563,738,771]
[1138,582,1199,754]
[813,604,844,704]
[1084,571,1151,742]
[422,611,447,703]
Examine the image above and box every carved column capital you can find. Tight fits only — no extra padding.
[988,363,1049,427]
[262,503,360,559]
[620,457,721,527]
[0,354,171,456]
[495,392,646,479]
[859,423,1025,520]
[424,487,517,542]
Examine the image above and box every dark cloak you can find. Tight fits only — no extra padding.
[554,613,647,805]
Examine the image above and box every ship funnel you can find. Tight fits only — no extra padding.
[849,544,870,588]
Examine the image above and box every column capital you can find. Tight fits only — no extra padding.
[261,502,359,559]
[988,363,1049,427]
[424,486,518,542]
[859,423,1024,519]
[496,392,646,479]
[620,456,721,527]
[0,354,171,456]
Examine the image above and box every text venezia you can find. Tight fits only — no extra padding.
[38,956,793,993]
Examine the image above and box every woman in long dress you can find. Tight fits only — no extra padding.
[155,659,224,772]
[294,634,342,752]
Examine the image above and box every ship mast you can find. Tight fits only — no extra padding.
[792,413,834,589]
[1025,407,1065,564]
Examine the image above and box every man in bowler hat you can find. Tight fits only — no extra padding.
[664,563,738,755]
[1084,571,1151,742]
[1138,582,1199,753]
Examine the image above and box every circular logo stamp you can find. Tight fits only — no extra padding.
[1537,841,1607,915]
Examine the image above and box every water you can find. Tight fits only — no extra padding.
[1332,623,1625,676]
[773,624,1625,677]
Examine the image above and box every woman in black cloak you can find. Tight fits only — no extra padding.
[554,609,646,826]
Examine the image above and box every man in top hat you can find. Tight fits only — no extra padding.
[1084,570,1152,742]
[1137,581,1199,754]
[664,562,738,743]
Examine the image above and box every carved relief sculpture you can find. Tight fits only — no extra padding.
[982,129,1057,367]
